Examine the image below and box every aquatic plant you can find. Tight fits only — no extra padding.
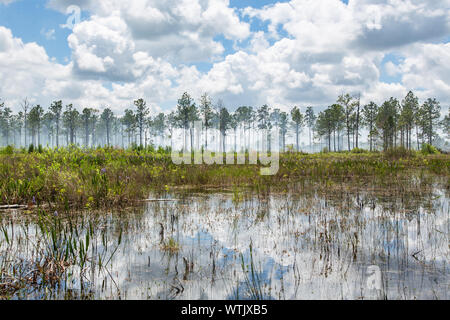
[161,237,180,253]
[0,210,123,298]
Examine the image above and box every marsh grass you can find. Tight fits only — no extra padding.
[239,243,265,300]
[161,237,180,253]
[0,210,123,298]
[0,146,448,210]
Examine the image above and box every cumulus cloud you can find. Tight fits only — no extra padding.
[68,13,137,80]
[384,61,401,77]
[236,0,450,108]
[0,25,177,115]
[0,0,449,116]
[50,0,250,63]
[0,26,70,107]
[352,0,450,51]
[397,42,450,103]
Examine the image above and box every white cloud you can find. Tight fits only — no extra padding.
[0,0,449,116]
[351,0,450,51]
[40,28,56,40]
[0,0,18,5]
[384,61,401,77]
[397,42,450,102]
[0,26,70,107]
[49,0,250,64]
[0,25,177,115]
[68,13,137,80]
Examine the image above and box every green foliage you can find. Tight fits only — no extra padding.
[131,143,142,152]
[384,147,415,159]
[351,147,367,154]
[290,106,304,151]
[0,146,447,210]
[0,145,14,155]
[421,143,440,155]
[0,209,123,297]
[377,98,400,151]
[418,98,441,145]
[239,243,265,300]
[133,98,149,147]
[362,101,379,151]
[199,93,215,130]
[442,109,450,139]
[161,237,180,252]
[157,146,167,154]
[174,92,198,129]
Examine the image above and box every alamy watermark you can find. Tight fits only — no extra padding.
[366,265,382,290]
[171,121,279,176]
[364,265,384,299]
[60,5,81,30]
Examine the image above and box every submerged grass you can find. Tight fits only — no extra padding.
[0,209,123,299]
[239,243,265,300]
[0,146,448,210]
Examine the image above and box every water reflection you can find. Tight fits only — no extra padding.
[0,188,448,300]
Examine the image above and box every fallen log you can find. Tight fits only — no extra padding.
[0,204,28,210]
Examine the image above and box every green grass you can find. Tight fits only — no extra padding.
[0,146,448,210]
[161,237,180,253]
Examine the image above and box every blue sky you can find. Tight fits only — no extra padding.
[0,0,340,68]
[0,0,449,114]
[0,0,293,72]
[0,0,73,63]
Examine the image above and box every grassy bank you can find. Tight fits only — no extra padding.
[0,146,448,210]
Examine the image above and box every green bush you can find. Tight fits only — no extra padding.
[1,145,14,155]
[146,144,155,153]
[421,143,440,155]
[131,143,143,152]
[385,147,415,159]
[351,147,367,154]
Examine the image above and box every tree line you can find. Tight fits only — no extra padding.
[0,91,448,152]
[316,92,448,152]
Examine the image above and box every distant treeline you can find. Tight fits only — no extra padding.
[0,91,449,152]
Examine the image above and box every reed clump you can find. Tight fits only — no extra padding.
[0,209,122,299]
[161,237,180,253]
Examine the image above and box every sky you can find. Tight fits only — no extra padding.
[0,0,449,115]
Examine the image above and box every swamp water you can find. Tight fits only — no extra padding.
[1,187,448,300]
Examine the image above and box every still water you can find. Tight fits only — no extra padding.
[1,187,448,300]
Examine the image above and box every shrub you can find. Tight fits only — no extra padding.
[385,147,415,159]
[421,143,440,155]
[351,147,367,154]
[146,144,155,153]
[131,143,143,152]
[157,146,166,154]
[1,145,14,155]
